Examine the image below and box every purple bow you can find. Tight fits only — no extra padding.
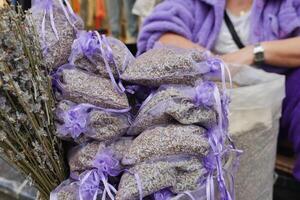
[79,170,102,200]
[201,57,242,200]
[69,31,99,65]
[77,150,122,200]
[56,103,131,139]
[93,150,122,177]
[57,104,90,139]
[194,81,216,107]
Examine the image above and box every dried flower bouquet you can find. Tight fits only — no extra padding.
[0,6,67,199]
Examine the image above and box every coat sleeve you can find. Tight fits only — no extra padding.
[137,0,197,55]
[278,0,300,37]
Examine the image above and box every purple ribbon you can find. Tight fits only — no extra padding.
[57,102,131,139]
[69,31,99,65]
[134,173,143,200]
[57,0,77,30]
[194,81,216,108]
[75,150,122,200]
[94,31,126,94]
[69,30,135,95]
[201,57,243,200]
[57,104,89,139]
[51,64,76,95]
[93,150,122,177]
[204,84,232,200]
[154,189,174,200]
[79,170,102,200]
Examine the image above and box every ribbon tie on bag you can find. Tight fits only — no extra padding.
[79,170,102,200]
[78,150,122,200]
[69,31,133,94]
[57,103,131,139]
[201,57,242,200]
[69,31,99,65]
[194,81,216,108]
[95,31,127,94]
[57,104,89,138]
[154,189,174,200]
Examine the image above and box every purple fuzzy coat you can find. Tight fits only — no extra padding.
[137,0,300,180]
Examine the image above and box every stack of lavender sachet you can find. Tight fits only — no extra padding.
[116,47,241,200]
[31,2,243,197]
[50,30,135,200]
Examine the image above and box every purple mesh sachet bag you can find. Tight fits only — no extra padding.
[68,137,133,172]
[52,65,130,109]
[29,0,84,69]
[117,155,206,200]
[127,82,218,136]
[69,31,135,78]
[55,100,131,142]
[122,124,210,166]
[121,47,213,87]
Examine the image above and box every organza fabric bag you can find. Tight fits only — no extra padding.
[50,179,79,200]
[55,100,131,142]
[127,82,218,136]
[52,139,130,200]
[121,47,218,87]
[122,124,210,166]
[30,0,84,69]
[69,31,134,78]
[116,155,206,200]
[52,65,130,109]
[68,137,133,172]
[167,155,236,200]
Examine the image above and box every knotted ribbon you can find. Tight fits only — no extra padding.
[196,57,242,200]
[69,31,99,65]
[69,31,130,94]
[73,150,122,200]
[57,102,131,139]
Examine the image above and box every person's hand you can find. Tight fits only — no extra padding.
[220,45,254,65]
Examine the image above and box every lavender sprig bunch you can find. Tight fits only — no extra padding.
[0,6,67,199]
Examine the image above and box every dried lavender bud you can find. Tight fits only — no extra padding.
[108,137,134,160]
[56,100,130,142]
[56,184,79,200]
[107,37,135,73]
[166,100,217,127]
[88,110,130,141]
[68,142,105,172]
[69,138,133,172]
[29,0,84,69]
[0,7,67,199]
[116,157,203,200]
[128,86,217,136]
[122,124,210,165]
[171,166,205,194]
[121,47,208,87]
[72,34,135,78]
[57,68,129,109]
